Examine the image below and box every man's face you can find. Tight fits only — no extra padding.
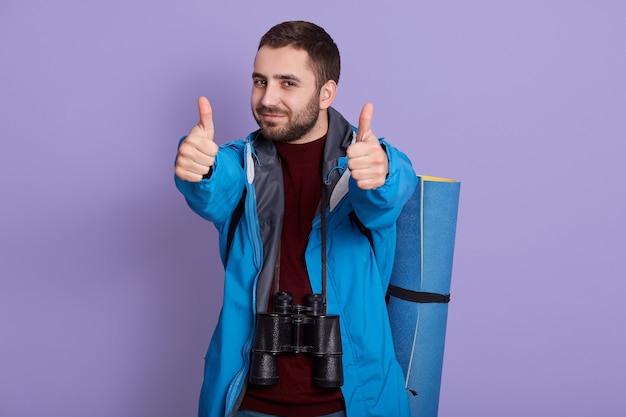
[251,46,322,144]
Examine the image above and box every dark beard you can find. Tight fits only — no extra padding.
[253,95,320,143]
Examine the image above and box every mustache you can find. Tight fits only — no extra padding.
[255,105,288,116]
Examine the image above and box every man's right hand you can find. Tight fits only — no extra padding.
[175,97,219,182]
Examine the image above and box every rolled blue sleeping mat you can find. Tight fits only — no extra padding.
[387,175,461,417]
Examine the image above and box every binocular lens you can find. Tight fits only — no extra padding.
[314,355,344,388]
[249,351,279,385]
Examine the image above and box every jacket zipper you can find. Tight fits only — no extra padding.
[225,180,264,414]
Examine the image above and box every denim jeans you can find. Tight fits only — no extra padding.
[235,410,346,417]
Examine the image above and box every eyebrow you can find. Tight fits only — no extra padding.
[252,72,302,83]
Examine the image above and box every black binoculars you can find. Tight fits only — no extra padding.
[249,292,343,388]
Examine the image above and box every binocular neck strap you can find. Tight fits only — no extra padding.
[271,186,329,314]
[321,185,329,315]
[273,243,281,295]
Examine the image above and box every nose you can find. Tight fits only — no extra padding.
[260,82,280,108]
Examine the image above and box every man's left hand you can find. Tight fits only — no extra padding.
[347,103,389,190]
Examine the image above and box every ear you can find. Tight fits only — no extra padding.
[319,80,337,110]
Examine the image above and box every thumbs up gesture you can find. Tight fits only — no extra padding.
[175,97,219,182]
[347,103,389,190]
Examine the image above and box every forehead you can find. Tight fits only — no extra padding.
[253,45,316,81]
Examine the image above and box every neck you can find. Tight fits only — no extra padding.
[292,109,329,144]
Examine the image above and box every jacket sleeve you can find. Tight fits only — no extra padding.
[349,140,418,230]
[174,140,246,225]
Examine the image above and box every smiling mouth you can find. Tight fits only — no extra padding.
[259,113,287,127]
[257,105,288,117]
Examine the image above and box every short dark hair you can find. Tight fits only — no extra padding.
[258,21,340,90]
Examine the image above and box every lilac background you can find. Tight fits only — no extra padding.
[1,0,625,416]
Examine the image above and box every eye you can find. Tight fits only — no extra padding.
[253,78,267,87]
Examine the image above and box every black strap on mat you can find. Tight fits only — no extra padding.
[385,284,450,305]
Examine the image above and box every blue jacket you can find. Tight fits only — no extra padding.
[175,108,418,417]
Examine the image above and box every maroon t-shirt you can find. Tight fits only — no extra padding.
[240,136,345,415]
